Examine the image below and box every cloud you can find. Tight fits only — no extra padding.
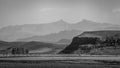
[40,8,55,12]
[113,9,120,13]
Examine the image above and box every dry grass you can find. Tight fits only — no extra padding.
[0,61,120,68]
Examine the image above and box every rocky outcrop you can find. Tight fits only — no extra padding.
[59,30,120,54]
[59,37,100,54]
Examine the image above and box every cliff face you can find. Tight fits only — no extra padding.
[59,30,120,55]
[59,37,100,54]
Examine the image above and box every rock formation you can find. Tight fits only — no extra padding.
[59,30,120,55]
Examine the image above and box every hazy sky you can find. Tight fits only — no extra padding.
[0,0,120,27]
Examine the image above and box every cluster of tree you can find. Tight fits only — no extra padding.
[11,47,29,54]
[78,37,100,45]
[101,35,120,47]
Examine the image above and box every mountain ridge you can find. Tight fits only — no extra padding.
[17,30,82,42]
[0,19,119,42]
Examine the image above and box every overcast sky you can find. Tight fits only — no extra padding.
[0,0,120,27]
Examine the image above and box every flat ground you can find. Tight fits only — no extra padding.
[0,56,120,61]
[0,56,120,68]
[0,62,120,68]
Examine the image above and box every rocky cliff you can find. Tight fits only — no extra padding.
[59,30,120,55]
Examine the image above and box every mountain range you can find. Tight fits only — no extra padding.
[0,19,119,42]
[17,30,82,43]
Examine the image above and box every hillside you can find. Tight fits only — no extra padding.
[0,41,66,54]
[59,30,120,55]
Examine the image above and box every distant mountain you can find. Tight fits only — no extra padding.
[70,20,116,31]
[56,39,72,44]
[0,19,69,41]
[0,19,119,41]
[104,25,120,30]
[17,30,82,43]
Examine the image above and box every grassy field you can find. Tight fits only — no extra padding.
[0,56,120,68]
[0,62,120,68]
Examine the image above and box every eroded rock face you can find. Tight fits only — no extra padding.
[59,30,120,54]
[59,37,100,54]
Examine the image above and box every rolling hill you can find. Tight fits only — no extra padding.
[0,41,67,54]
